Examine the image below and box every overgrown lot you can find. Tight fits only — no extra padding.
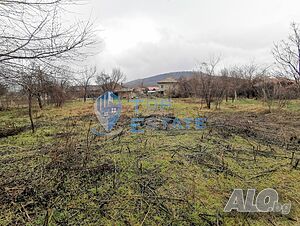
[0,99,299,225]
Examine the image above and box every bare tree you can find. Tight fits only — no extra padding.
[230,63,268,99]
[210,69,229,109]
[30,66,49,110]
[0,0,95,65]
[25,65,72,132]
[96,68,126,93]
[0,0,96,96]
[273,23,300,87]
[229,66,244,102]
[194,56,221,109]
[0,0,96,133]
[175,77,193,98]
[258,72,295,111]
[220,68,231,102]
[258,75,276,113]
[0,82,8,110]
[20,65,39,133]
[78,66,97,102]
[0,82,7,97]
[47,79,69,107]
[241,63,260,98]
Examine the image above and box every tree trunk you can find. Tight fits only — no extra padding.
[37,94,43,110]
[84,87,87,102]
[28,92,35,133]
[234,90,237,102]
[262,88,267,103]
[207,99,211,109]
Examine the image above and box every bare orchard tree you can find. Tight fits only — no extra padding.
[273,23,300,87]
[233,63,268,99]
[0,0,95,66]
[257,75,291,113]
[241,63,260,98]
[20,65,40,133]
[210,69,231,110]
[220,65,262,102]
[0,0,96,133]
[175,77,193,98]
[30,66,49,110]
[46,78,69,107]
[255,67,294,113]
[0,0,96,89]
[194,56,221,109]
[0,82,7,97]
[78,66,97,102]
[96,68,126,93]
[21,64,71,132]
[220,68,232,102]
[227,66,244,102]
[258,75,276,113]
[0,82,8,110]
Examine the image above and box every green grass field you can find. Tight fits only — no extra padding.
[0,98,299,225]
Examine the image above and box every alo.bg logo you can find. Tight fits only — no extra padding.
[92,91,122,136]
[224,188,291,215]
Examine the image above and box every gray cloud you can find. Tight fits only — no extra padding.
[81,0,300,81]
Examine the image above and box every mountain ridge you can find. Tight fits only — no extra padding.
[125,71,195,88]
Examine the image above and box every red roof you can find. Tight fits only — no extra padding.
[147,86,159,91]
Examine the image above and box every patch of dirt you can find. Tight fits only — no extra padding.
[0,126,28,138]
[209,111,300,148]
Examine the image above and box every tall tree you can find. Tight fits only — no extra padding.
[0,0,95,65]
[273,23,300,87]
[79,66,97,102]
[194,56,220,109]
[96,68,126,93]
[0,0,96,132]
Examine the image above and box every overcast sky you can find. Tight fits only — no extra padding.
[78,0,300,81]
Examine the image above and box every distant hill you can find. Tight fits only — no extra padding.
[125,71,195,88]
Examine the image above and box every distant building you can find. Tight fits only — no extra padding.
[115,87,137,99]
[146,86,159,95]
[157,77,178,96]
